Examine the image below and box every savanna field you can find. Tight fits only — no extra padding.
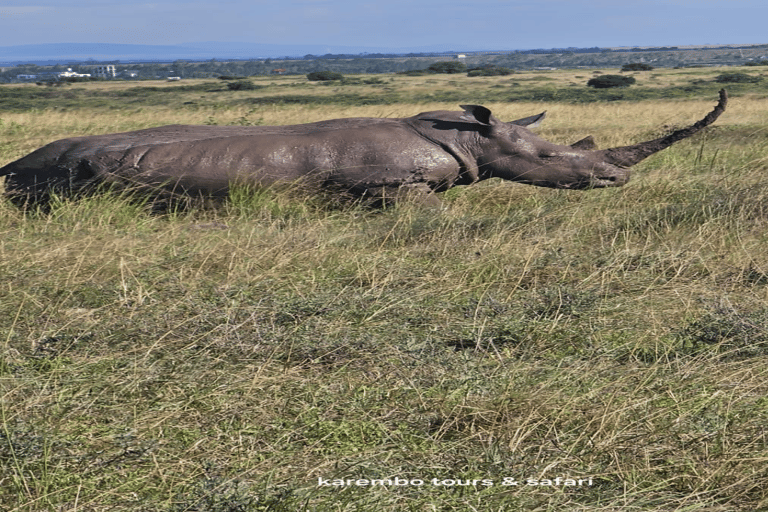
[1,68,768,511]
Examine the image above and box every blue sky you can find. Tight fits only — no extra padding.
[1,0,765,51]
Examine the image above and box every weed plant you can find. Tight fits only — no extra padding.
[1,69,767,511]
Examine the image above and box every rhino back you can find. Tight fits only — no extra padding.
[3,117,462,198]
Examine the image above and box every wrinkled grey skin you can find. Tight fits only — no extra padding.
[0,90,727,207]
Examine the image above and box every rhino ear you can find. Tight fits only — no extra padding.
[459,104,493,126]
[509,111,546,128]
[570,136,598,150]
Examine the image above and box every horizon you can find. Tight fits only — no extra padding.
[1,41,766,67]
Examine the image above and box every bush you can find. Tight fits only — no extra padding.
[714,72,762,83]
[427,61,467,74]
[677,302,768,360]
[467,66,514,77]
[307,71,344,81]
[621,63,654,72]
[587,75,636,88]
[61,76,94,83]
[36,81,65,87]
[226,80,259,91]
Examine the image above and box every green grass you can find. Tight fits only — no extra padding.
[1,66,765,113]
[1,69,768,511]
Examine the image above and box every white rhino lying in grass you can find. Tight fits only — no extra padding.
[1,90,727,208]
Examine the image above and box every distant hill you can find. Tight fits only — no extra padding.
[1,42,766,71]
[0,42,471,65]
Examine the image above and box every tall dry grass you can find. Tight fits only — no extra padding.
[1,71,767,511]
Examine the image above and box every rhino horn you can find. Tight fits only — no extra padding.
[600,89,727,167]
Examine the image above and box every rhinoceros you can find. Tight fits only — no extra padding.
[0,90,727,208]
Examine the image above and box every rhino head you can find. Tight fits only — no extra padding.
[440,89,727,191]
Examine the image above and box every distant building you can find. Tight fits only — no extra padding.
[58,68,91,79]
[17,72,58,82]
[93,65,116,78]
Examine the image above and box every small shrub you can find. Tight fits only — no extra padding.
[226,80,259,91]
[621,63,654,72]
[524,286,598,320]
[427,61,467,74]
[677,301,768,360]
[467,66,513,77]
[61,76,94,83]
[587,75,636,89]
[714,72,762,83]
[307,71,344,81]
[36,81,64,87]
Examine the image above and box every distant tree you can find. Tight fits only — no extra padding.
[587,75,636,88]
[427,61,467,74]
[621,63,654,72]
[467,66,513,77]
[306,71,344,81]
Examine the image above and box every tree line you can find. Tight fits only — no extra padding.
[2,45,766,83]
